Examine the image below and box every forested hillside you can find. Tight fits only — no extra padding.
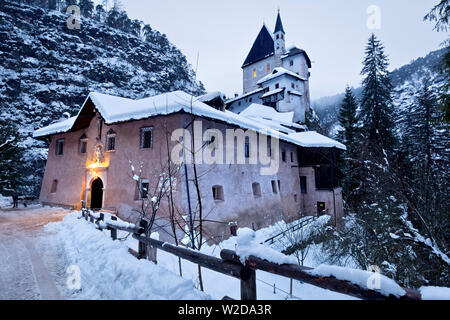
[0,1,204,194]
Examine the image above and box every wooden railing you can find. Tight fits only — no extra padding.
[80,208,422,300]
[261,216,315,245]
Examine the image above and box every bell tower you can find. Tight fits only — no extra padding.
[273,9,285,55]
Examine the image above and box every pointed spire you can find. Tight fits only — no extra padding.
[274,10,285,34]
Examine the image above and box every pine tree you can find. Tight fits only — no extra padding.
[337,86,360,210]
[0,119,26,191]
[360,34,397,157]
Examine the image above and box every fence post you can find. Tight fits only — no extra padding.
[110,216,117,240]
[240,265,257,300]
[138,219,148,259]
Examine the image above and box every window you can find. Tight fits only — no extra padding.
[271,180,278,194]
[277,180,281,191]
[290,152,294,162]
[266,63,270,73]
[245,137,250,158]
[291,83,295,89]
[50,179,58,193]
[300,176,307,194]
[212,185,224,201]
[249,98,252,102]
[139,179,149,199]
[290,60,293,66]
[253,69,256,78]
[252,182,261,198]
[79,134,87,154]
[276,34,279,39]
[206,132,217,149]
[317,202,326,216]
[106,129,116,151]
[55,139,64,155]
[294,194,298,202]
[281,150,286,162]
[275,83,280,89]
[140,127,153,149]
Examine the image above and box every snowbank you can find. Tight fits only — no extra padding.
[235,228,298,265]
[307,264,406,298]
[44,212,209,300]
[420,286,450,300]
[0,194,12,208]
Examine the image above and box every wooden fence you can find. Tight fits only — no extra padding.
[81,208,422,300]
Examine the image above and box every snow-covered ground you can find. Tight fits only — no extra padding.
[2,207,449,300]
[0,206,72,299]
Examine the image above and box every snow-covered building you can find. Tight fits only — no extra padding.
[34,90,345,242]
[227,11,312,123]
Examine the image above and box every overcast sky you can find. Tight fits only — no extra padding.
[105,0,447,100]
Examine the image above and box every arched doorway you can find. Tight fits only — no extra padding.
[90,178,103,210]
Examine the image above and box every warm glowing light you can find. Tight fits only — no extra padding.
[87,160,109,169]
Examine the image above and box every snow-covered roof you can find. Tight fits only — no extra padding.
[288,131,346,149]
[196,91,223,103]
[240,103,294,124]
[33,116,76,138]
[288,90,303,97]
[33,91,345,150]
[225,87,264,105]
[257,67,307,85]
[261,88,284,98]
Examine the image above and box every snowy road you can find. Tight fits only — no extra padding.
[0,207,71,300]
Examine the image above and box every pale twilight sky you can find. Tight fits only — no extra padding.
[100,0,447,100]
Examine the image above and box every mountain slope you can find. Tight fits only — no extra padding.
[312,48,447,137]
[0,2,204,194]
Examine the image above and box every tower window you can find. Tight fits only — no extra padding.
[253,69,256,78]
[245,137,250,158]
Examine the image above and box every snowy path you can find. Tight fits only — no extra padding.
[0,207,71,300]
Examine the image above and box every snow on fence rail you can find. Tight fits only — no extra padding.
[81,208,422,300]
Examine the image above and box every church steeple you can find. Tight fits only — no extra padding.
[274,9,285,34]
[273,9,285,54]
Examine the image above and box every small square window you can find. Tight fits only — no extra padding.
[212,185,224,201]
[252,182,261,198]
[275,83,280,89]
[79,139,87,154]
[55,139,64,155]
[140,127,153,149]
[50,179,58,193]
[271,180,278,194]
